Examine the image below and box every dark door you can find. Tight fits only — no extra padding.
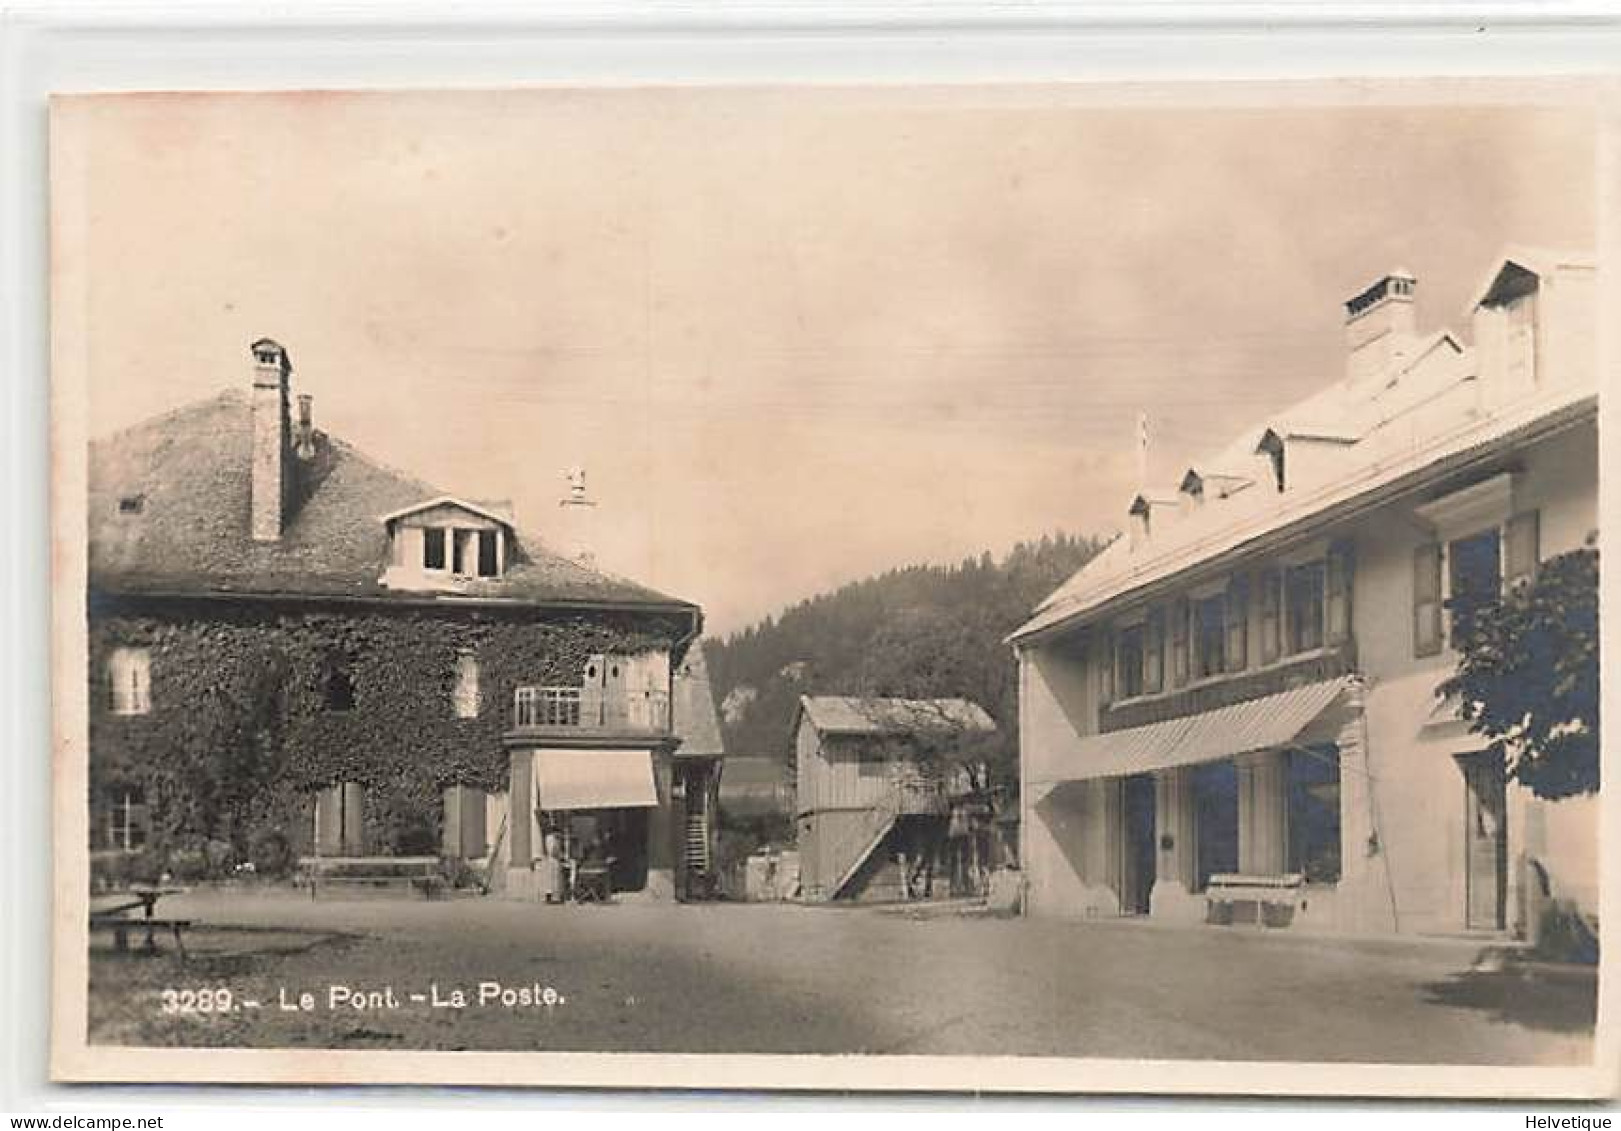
[1122,774,1157,914]
[1461,753,1507,930]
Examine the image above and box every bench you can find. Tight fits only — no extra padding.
[1205,873,1304,929]
[90,912,191,958]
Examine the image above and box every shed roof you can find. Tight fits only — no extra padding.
[89,389,692,611]
[672,643,726,759]
[797,695,997,738]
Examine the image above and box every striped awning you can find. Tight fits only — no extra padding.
[533,749,658,811]
[1030,677,1350,788]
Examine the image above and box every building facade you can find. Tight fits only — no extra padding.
[794,695,996,902]
[1011,252,1598,937]
[89,339,719,901]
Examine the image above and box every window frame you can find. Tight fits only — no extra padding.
[1283,559,1327,656]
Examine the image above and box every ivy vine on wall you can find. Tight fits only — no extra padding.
[88,594,686,856]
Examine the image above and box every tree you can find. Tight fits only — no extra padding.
[1439,544,1599,800]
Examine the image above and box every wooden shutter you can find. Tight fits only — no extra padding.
[341,782,367,855]
[1225,578,1249,672]
[1504,510,1540,592]
[1326,542,1355,645]
[315,785,344,854]
[1413,543,1443,657]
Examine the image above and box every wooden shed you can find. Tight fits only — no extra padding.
[794,695,996,902]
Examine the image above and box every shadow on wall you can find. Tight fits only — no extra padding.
[1420,954,1596,1037]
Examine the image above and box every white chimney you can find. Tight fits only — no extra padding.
[249,338,292,542]
[294,393,316,461]
[1344,270,1417,383]
[558,466,598,567]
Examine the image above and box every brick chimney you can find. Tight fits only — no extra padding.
[1344,270,1417,383]
[249,338,293,542]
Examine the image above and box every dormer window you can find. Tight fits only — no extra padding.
[1256,430,1286,492]
[381,497,514,590]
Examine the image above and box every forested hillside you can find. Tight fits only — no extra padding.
[704,532,1108,788]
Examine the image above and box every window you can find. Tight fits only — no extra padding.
[323,653,356,712]
[118,494,145,515]
[1194,594,1226,679]
[1325,543,1354,645]
[108,646,151,715]
[477,529,500,577]
[1413,543,1444,657]
[452,651,480,719]
[1287,747,1341,884]
[1143,609,1165,695]
[1116,622,1146,700]
[1448,528,1502,646]
[1284,562,1325,654]
[1096,630,1115,706]
[103,789,149,851]
[1224,578,1249,673]
[1258,570,1282,664]
[1170,598,1190,687]
[423,527,447,571]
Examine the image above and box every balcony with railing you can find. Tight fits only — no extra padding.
[510,685,673,740]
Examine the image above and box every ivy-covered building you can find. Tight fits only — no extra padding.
[88,338,721,901]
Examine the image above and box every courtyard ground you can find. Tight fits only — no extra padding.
[86,890,1595,1064]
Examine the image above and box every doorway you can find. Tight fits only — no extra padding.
[1121,774,1157,914]
[1460,752,1507,930]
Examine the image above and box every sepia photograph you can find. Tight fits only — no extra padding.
[46,80,1609,1096]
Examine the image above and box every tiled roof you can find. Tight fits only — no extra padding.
[1010,250,1595,644]
[89,389,693,610]
[798,695,997,737]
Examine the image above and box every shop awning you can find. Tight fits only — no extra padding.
[1030,677,1350,789]
[533,749,658,811]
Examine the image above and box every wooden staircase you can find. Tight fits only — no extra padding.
[684,811,711,874]
[829,799,901,901]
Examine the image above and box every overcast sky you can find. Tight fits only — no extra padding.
[61,88,1596,636]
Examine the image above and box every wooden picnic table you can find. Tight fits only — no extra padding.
[90,885,188,956]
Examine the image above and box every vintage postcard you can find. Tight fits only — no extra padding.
[48,80,1615,1097]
